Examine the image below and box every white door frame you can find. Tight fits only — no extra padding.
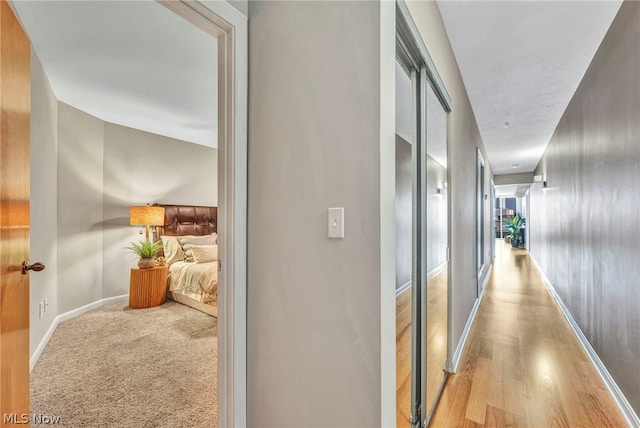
[476,148,485,297]
[158,1,247,426]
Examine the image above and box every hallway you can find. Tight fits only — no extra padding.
[428,241,627,427]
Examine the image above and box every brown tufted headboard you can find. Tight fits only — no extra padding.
[153,204,217,238]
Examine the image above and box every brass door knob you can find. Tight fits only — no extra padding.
[22,261,45,275]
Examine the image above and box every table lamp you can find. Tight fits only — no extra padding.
[130,203,165,240]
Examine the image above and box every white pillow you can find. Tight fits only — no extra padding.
[179,233,217,262]
[190,245,218,264]
[160,236,185,266]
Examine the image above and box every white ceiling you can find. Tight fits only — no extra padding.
[14,1,621,158]
[13,0,218,148]
[437,0,622,175]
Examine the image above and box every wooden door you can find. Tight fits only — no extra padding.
[0,0,31,423]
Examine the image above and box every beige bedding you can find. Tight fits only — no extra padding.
[168,261,218,304]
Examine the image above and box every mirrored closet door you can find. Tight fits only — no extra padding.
[395,3,452,427]
[422,76,449,423]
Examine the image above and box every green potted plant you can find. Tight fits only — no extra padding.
[503,214,526,248]
[126,240,163,269]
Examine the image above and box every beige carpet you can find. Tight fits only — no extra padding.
[30,300,217,427]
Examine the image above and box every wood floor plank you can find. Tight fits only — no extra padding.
[426,241,627,427]
[579,391,622,428]
[396,285,412,428]
[465,357,492,423]
[435,358,475,426]
[462,418,485,428]
[484,405,506,428]
[484,405,528,428]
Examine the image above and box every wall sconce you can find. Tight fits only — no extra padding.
[130,203,165,240]
[436,181,448,196]
[535,174,549,190]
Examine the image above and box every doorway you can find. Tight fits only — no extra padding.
[3,1,247,426]
[162,4,248,425]
[495,191,530,250]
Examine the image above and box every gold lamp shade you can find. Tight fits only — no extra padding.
[130,204,165,239]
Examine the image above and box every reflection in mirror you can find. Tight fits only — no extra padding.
[395,58,450,425]
[395,61,414,428]
[424,80,448,417]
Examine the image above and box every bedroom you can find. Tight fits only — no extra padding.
[11,1,223,425]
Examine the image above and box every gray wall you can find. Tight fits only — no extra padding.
[57,103,105,313]
[396,135,412,289]
[530,0,640,414]
[29,50,58,355]
[57,103,217,312]
[246,2,494,423]
[248,1,382,426]
[406,1,494,361]
[395,136,448,293]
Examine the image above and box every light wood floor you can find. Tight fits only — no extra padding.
[396,268,448,428]
[396,283,413,427]
[428,241,627,427]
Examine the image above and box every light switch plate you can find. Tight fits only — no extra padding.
[328,207,344,239]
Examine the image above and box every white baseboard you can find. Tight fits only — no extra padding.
[448,263,492,373]
[30,294,129,372]
[427,261,447,280]
[395,280,412,297]
[394,262,448,297]
[530,256,640,428]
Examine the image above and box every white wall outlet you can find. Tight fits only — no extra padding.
[44,298,49,313]
[39,302,43,319]
[328,207,345,239]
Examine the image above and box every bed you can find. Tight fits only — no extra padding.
[153,204,218,317]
